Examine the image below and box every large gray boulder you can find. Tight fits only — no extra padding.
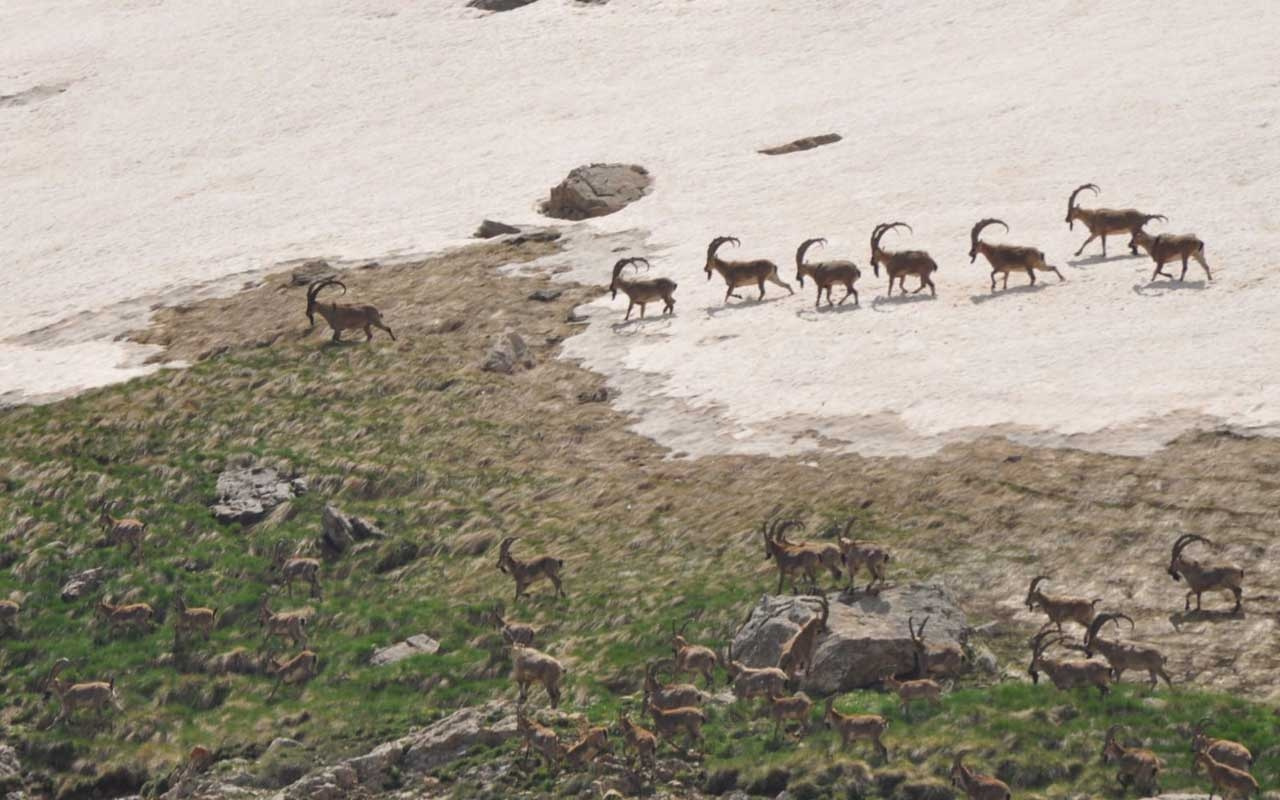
[212,466,307,525]
[731,583,968,693]
[60,566,107,601]
[540,163,652,220]
[319,504,386,556]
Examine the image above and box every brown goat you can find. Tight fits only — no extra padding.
[517,711,562,771]
[95,598,156,636]
[267,649,318,699]
[305,278,394,342]
[610,257,676,319]
[1065,183,1165,257]
[487,607,537,647]
[618,712,657,772]
[174,594,218,642]
[496,536,565,601]
[881,673,944,716]
[645,695,706,754]
[724,642,789,702]
[705,236,793,303]
[870,222,938,297]
[271,541,322,599]
[969,218,1063,290]
[950,751,1011,800]
[643,660,708,710]
[835,517,890,594]
[98,511,145,561]
[1027,630,1112,695]
[671,620,718,687]
[40,658,122,728]
[824,696,889,760]
[1102,724,1163,795]
[1191,718,1254,773]
[1083,613,1171,688]
[562,723,611,771]
[762,517,842,593]
[765,691,813,738]
[1168,534,1244,613]
[1194,750,1259,799]
[510,643,565,708]
[258,596,309,650]
[908,615,964,679]
[1025,575,1100,632]
[795,238,861,307]
[776,594,829,679]
[1131,228,1212,282]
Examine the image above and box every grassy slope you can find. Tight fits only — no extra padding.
[0,238,1276,798]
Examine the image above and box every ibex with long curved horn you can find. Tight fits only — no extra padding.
[41,658,122,728]
[870,222,938,297]
[1083,613,1171,688]
[908,615,964,679]
[969,218,1063,291]
[610,257,676,319]
[704,236,793,303]
[1064,183,1166,257]
[1102,725,1163,796]
[1130,228,1213,282]
[1027,629,1112,695]
[762,516,842,593]
[795,238,860,308]
[671,620,718,687]
[1191,718,1253,772]
[950,751,1011,800]
[777,594,829,679]
[496,536,565,601]
[1024,575,1100,632]
[1168,534,1243,612]
[305,278,394,342]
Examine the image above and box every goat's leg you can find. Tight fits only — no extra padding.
[625,301,634,321]
[332,328,341,342]
[550,572,566,598]
[364,324,373,341]
[756,278,767,300]
[1232,587,1242,612]
[1027,268,1036,285]
[376,322,395,340]
[639,302,647,319]
[1051,266,1065,281]
[1074,233,1098,257]
[1002,273,1009,290]
[1101,234,1108,257]
[927,277,936,296]
[1179,257,1189,281]
[1195,249,1212,280]
[767,272,795,295]
[724,286,736,303]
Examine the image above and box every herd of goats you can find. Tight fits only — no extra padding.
[7,503,1258,798]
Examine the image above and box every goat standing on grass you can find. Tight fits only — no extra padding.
[724,642,789,702]
[795,238,860,307]
[1027,629,1112,696]
[645,695,706,756]
[496,536,566,601]
[98,510,145,562]
[1024,575,1100,632]
[258,596,309,650]
[643,660,708,710]
[870,222,938,297]
[704,236,793,303]
[1194,750,1259,799]
[1168,534,1244,613]
[881,672,944,716]
[305,277,395,342]
[510,643,565,708]
[969,218,1063,290]
[824,696,889,760]
[908,615,964,679]
[267,649,318,699]
[271,541,323,599]
[517,710,562,772]
[765,690,812,739]
[40,658,122,729]
[671,620,718,687]
[950,751,1012,800]
[610,257,676,320]
[487,606,537,646]
[1082,612,1171,688]
[174,593,218,642]
[1191,718,1254,773]
[95,597,156,637]
[1102,724,1163,795]
[618,712,657,772]
[1064,183,1165,257]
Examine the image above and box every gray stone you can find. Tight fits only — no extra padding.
[468,0,538,10]
[731,583,968,693]
[60,566,106,601]
[758,133,842,156]
[288,260,336,287]
[370,635,441,666]
[540,163,652,220]
[480,331,534,374]
[402,702,518,772]
[473,219,521,238]
[0,744,20,783]
[211,466,306,525]
[528,288,563,302]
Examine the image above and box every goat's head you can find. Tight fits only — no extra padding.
[1083,612,1132,653]
[794,238,826,285]
[705,236,739,279]
[869,222,911,275]
[496,536,518,573]
[41,657,73,697]
[610,257,649,299]
[1102,724,1126,764]
[305,278,346,326]
[1027,629,1061,683]
[1066,183,1099,229]
[949,750,971,786]
[968,218,1008,263]
[1025,575,1050,610]
[1169,534,1212,580]
[1127,215,1167,253]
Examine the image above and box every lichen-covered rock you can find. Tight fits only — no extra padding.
[401,702,518,773]
[480,331,534,374]
[60,566,107,601]
[370,635,440,666]
[211,465,306,525]
[540,163,652,220]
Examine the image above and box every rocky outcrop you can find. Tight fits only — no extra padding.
[370,635,440,666]
[540,163,652,220]
[731,583,968,693]
[211,465,307,525]
[319,504,386,556]
[287,260,336,287]
[60,566,107,601]
[480,331,535,374]
[758,133,842,155]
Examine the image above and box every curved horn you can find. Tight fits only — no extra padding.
[307,277,346,304]
[1085,613,1111,645]
[1105,724,1124,743]
[1112,613,1135,630]
[917,616,930,638]
[773,519,806,542]
[1173,534,1213,560]
[969,218,1008,260]
[707,237,740,262]
[907,615,918,641]
[1142,214,1168,227]
[1029,575,1049,592]
[1067,183,1100,228]
[796,238,827,268]
[813,593,829,629]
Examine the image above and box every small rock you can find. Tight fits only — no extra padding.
[288,260,337,287]
[509,228,561,245]
[577,387,609,404]
[468,0,538,10]
[371,635,441,666]
[474,219,521,238]
[528,288,563,302]
[758,133,842,156]
[60,567,107,601]
[540,163,652,220]
[480,331,535,374]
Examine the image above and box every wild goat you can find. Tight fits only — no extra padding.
[1024,575,1100,632]
[671,620,718,687]
[969,218,1064,290]
[881,673,944,715]
[1194,750,1259,799]
[1082,613,1171,688]
[271,541,322,599]
[643,660,707,710]
[776,594,829,679]
[950,751,1012,800]
[517,711,562,771]
[95,598,155,636]
[267,649,318,699]
[98,511,145,561]
[258,597,309,649]
[510,643,565,708]
[487,607,537,646]
[174,594,218,641]
[562,723,611,771]
[704,236,793,303]
[645,695,706,754]
[870,222,938,297]
[762,517,842,593]
[1027,630,1112,696]
[795,238,860,307]
[496,536,566,601]
[1168,534,1244,613]
[765,691,812,738]
[305,278,394,342]
[835,517,890,594]
[40,658,122,728]
[1130,228,1212,282]
[0,598,20,633]
[908,615,964,679]
[618,712,657,771]
[724,642,789,702]
[1102,724,1163,795]
[1065,183,1165,257]
[1191,719,1254,773]
[824,696,889,760]
[610,257,676,319]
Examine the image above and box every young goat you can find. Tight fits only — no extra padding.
[1102,724,1163,795]
[1083,613,1171,688]
[950,751,1012,800]
[1131,228,1212,282]
[487,607,537,646]
[618,712,657,772]
[1065,183,1166,257]
[496,536,566,601]
[95,598,155,636]
[517,711,563,771]
[510,643,565,708]
[969,218,1063,290]
[704,236,793,303]
[645,695,706,754]
[724,642,789,702]
[271,542,323,599]
[795,238,860,308]
[836,517,890,594]
[824,696,889,760]
[908,615,964,679]
[610,257,676,320]
[881,673,944,716]
[765,691,812,739]
[267,649,318,699]
[1024,575,1100,632]
[1168,534,1244,613]
[671,620,718,687]
[174,594,218,642]
[1191,718,1254,773]
[870,222,938,297]
[0,598,20,634]
[1027,630,1112,696]
[98,511,145,561]
[1194,750,1259,799]
[258,596,309,650]
[776,594,829,680]
[643,660,707,710]
[305,277,394,342]
[41,658,122,728]
[562,723,611,771]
